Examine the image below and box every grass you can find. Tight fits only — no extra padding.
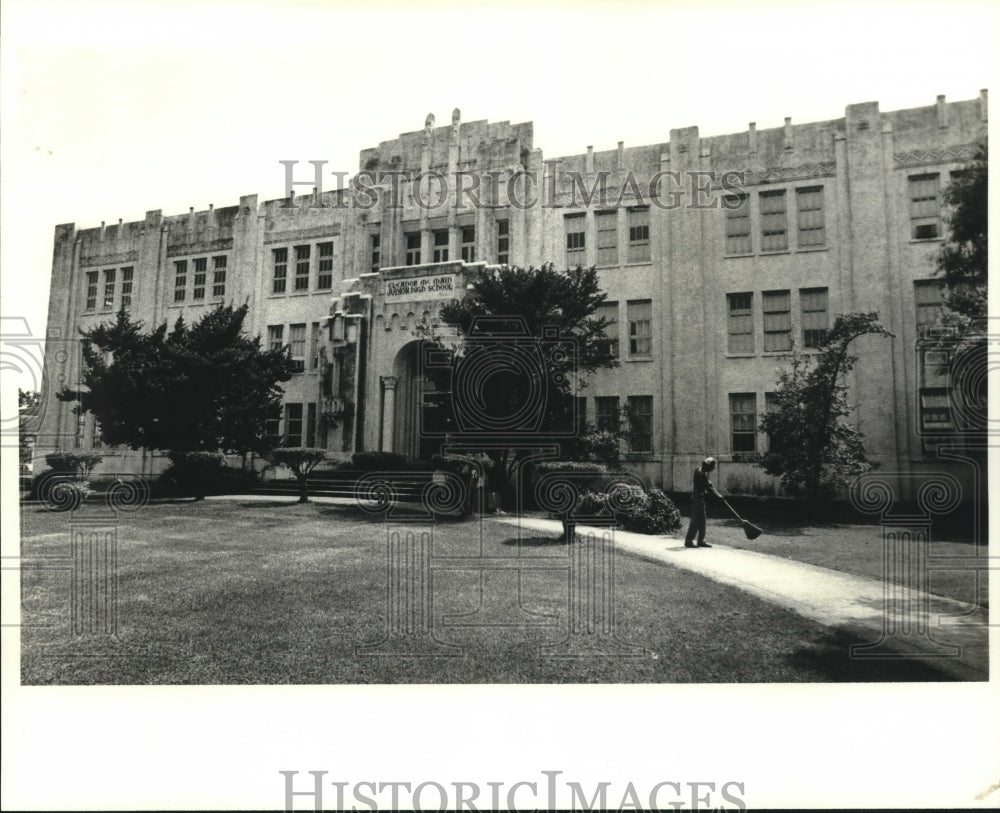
[709,516,988,608]
[19,499,980,684]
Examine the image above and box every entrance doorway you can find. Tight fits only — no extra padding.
[392,341,452,460]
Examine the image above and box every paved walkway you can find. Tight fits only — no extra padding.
[492,515,990,679]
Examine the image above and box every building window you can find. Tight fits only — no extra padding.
[763,290,792,352]
[120,267,134,310]
[627,395,653,453]
[267,324,284,353]
[727,292,754,353]
[730,392,757,453]
[725,194,752,254]
[800,287,829,348]
[575,396,588,435]
[628,207,651,262]
[192,258,207,300]
[265,414,281,445]
[760,190,788,252]
[85,271,99,310]
[212,256,227,298]
[796,186,826,247]
[461,226,476,262]
[311,322,321,370]
[909,173,940,240]
[317,242,333,290]
[103,268,116,309]
[595,301,619,358]
[595,396,620,433]
[74,411,86,449]
[174,261,187,302]
[285,403,303,447]
[289,324,306,372]
[596,210,618,266]
[915,280,946,331]
[405,232,421,266]
[565,213,586,267]
[627,299,652,357]
[497,219,509,264]
[433,229,449,263]
[370,233,381,272]
[764,391,779,451]
[272,248,288,294]
[294,245,311,291]
[920,388,953,433]
[306,402,317,447]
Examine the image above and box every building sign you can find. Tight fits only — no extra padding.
[383,274,458,301]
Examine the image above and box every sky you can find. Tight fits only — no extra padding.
[2,0,997,387]
[2,0,999,809]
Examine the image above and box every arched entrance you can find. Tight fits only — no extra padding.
[390,341,450,460]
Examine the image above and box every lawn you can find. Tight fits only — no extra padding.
[712,516,988,608]
[19,499,978,684]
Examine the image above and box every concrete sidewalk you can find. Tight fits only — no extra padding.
[492,515,990,679]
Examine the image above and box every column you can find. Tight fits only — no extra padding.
[381,375,397,452]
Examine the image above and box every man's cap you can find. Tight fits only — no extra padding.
[703,457,716,467]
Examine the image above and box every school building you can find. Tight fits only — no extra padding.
[38,91,988,501]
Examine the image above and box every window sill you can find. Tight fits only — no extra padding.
[725,353,757,359]
[794,245,829,253]
[759,249,791,256]
[626,356,654,363]
[909,237,944,244]
[623,261,653,268]
[724,253,755,259]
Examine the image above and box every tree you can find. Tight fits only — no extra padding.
[19,389,41,472]
[932,142,988,436]
[758,313,893,498]
[268,448,328,503]
[937,140,987,322]
[420,264,618,505]
[58,304,295,456]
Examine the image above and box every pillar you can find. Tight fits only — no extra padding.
[380,375,397,452]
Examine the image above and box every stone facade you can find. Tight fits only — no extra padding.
[38,93,988,499]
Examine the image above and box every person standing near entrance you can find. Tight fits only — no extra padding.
[685,456,721,548]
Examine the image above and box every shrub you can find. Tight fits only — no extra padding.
[574,486,681,535]
[351,451,406,470]
[535,461,609,475]
[431,452,493,477]
[28,472,90,509]
[572,429,623,469]
[44,451,103,479]
[159,451,256,499]
[268,447,328,503]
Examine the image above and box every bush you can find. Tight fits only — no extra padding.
[351,451,406,471]
[160,451,258,498]
[28,471,90,509]
[569,428,623,469]
[431,452,493,477]
[535,461,609,475]
[44,451,103,478]
[575,486,682,535]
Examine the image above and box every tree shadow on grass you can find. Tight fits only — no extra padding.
[785,625,985,682]
[315,505,477,524]
[501,535,569,548]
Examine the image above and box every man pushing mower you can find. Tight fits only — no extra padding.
[684,457,762,548]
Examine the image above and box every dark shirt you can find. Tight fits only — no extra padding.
[692,467,716,497]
